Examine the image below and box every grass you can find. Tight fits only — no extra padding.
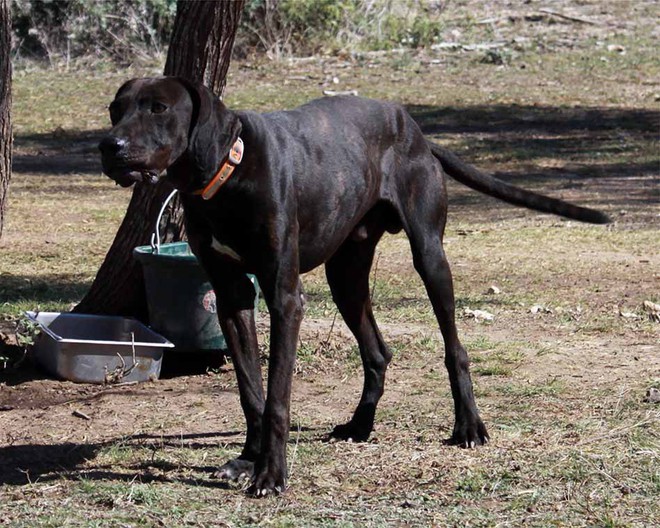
[5,391,653,527]
[2,2,660,526]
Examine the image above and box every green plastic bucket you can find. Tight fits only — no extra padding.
[133,191,258,351]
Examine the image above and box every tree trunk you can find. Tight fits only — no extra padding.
[75,0,245,319]
[0,0,12,240]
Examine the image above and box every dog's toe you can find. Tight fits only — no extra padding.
[446,417,490,448]
[248,471,287,498]
[330,421,372,442]
[212,458,255,481]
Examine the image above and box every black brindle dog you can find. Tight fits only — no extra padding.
[99,77,609,495]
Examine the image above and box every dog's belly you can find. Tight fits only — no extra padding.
[294,182,372,272]
[296,193,399,273]
[298,235,348,273]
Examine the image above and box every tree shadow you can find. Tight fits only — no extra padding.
[410,104,658,136]
[407,103,659,213]
[0,427,325,487]
[0,358,50,386]
[0,432,241,487]
[12,129,105,175]
[11,106,659,211]
[0,272,90,306]
[12,154,102,176]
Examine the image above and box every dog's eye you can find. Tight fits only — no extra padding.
[151,102,168,114]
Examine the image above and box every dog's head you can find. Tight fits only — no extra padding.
[99,76,241,190]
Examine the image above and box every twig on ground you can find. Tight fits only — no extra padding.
[320,311,339,351]
[72,409,91,421]
[289,420,302,478]
[539,8,598,26]
[370,251,382,303]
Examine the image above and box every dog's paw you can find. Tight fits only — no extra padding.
[247,469,287,497]
[329,421,372,442]
[212,458,255,481]
[446,418,490,448]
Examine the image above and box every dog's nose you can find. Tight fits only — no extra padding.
[98,136,127,155]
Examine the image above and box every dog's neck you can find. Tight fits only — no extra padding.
[192,137,244,200]
[167,108,243,196]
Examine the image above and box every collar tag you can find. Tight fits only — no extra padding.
[228,137,244,164]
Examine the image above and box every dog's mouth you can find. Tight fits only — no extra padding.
[106,167,161,187]
[102,147,172,188]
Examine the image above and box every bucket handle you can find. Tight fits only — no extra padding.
[150,189,179,254]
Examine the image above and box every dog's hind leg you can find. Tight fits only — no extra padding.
[399,163,489,447]
[325,224,392,442]
[409,231,489,446]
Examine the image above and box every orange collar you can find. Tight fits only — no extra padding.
[194,137,244,200]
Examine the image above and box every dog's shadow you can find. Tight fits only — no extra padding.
[0,427,324,488]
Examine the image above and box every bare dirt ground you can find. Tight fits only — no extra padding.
[1,1,659,526]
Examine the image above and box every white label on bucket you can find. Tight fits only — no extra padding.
[203,290,217,313]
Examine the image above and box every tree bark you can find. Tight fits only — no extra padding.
[75,0,245,318]
[0,0,12,240]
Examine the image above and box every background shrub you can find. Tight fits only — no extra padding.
[239,0,445,57]
[11,0,177,65]
[10,0,445,66]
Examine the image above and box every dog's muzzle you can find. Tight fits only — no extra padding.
[99,135,160,187]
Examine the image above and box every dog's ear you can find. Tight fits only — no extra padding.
[114,78,140,99]
[175,77,242,177]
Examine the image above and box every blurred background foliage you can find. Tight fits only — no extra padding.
[9,0,446,66]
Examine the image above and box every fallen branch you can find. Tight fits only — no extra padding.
[539,8,599,26]
[104,332,140,384]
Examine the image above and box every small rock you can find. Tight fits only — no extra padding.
[607,44,626,53]
[487,285,501,295]
[644,387,660,404]
[464,308,494,322]
[530,305,552,314]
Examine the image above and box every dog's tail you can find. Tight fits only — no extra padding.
[428,141,610,224]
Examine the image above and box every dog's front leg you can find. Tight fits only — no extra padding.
[249,259,303,496]
[191,248,265,481]
[213,288,264,481]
